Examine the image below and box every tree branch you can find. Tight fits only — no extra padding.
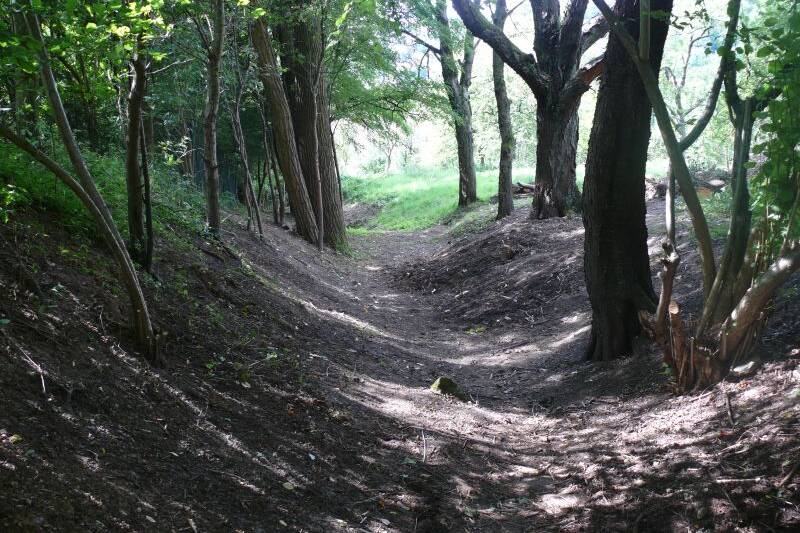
[679,0,740,150]
[451,0,548,97]
[401,29,442,55]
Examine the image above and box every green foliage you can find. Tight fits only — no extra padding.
[0,140,211,237]
[749,1,800,250]
[0,183,30,223]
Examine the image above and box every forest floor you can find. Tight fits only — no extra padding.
[1,197,798,532]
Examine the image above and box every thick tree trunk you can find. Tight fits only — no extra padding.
[202,0,225,236]
[582,0,672,361]
[281,9,347,248]
[531,101,580,219]
[125,51,146,258]
[493,0,514,220]
[252,19,318,244]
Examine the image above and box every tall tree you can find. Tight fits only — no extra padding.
[125,44,147,259]
[402,0,479,206]
[452,0,608,218]
[581,0,672,361]
[278,0,348,248]
[492,0,514,219]
[436,0,478,206]
[252,17,319,244]
[195,0,226,236]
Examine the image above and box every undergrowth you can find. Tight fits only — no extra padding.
[0,140,240,240]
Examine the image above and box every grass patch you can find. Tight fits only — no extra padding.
[342,166,535,231]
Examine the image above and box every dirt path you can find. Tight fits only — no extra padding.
[233,201,799,531]
[1,200,797,532]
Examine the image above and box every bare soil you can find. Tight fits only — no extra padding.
[0,199,798,532]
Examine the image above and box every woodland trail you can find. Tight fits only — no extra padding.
[1,200,798,532]
[230,200,799,531]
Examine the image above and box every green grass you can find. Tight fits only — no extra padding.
[342,166,535,231]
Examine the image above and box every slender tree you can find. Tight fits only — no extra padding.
[2,12,156,360]
[492,0,514,219]
[402,0,479,207]
[125,43,147,258]
[195,0,226,236]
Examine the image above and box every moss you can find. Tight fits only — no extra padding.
[430,376,469,402]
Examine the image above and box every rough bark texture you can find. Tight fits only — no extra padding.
[436,0,477,207]
[316,81,347,248]
[125,51,146,257]
[252,19,318,244]
[582,0,672,362]
[531,103,579,218]
[452,0,607,218]
[492,0,514,219]
[202,0,225,235]
[285,9,346,248]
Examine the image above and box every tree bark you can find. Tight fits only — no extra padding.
[288,10,348,248]
[139,121,154,272]
[582,0,672,361]
[436,0,477,207]
[202,0,225,236]
[492,0,514,219]
[252,18,318,244]
[531,101,580,218]
[125,49,146,258]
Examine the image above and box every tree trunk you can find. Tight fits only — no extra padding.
[531,101,580,219]
[19,13,156,360]
[436,0,477,207]
[582,0,672,361]
[252,18,318,244]
[203,0,225,236]
[493,0,514,220]
[283,10,347,248]
[125,50,146,258]
[453,106,477,206]
[139,121,154,272]
[316,81,347,247]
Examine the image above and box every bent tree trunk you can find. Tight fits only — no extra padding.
[532,102,580,219]
[20,13,155,360]
[493,0,514,220]
[252,18,318,244]
[582,0,672,361]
